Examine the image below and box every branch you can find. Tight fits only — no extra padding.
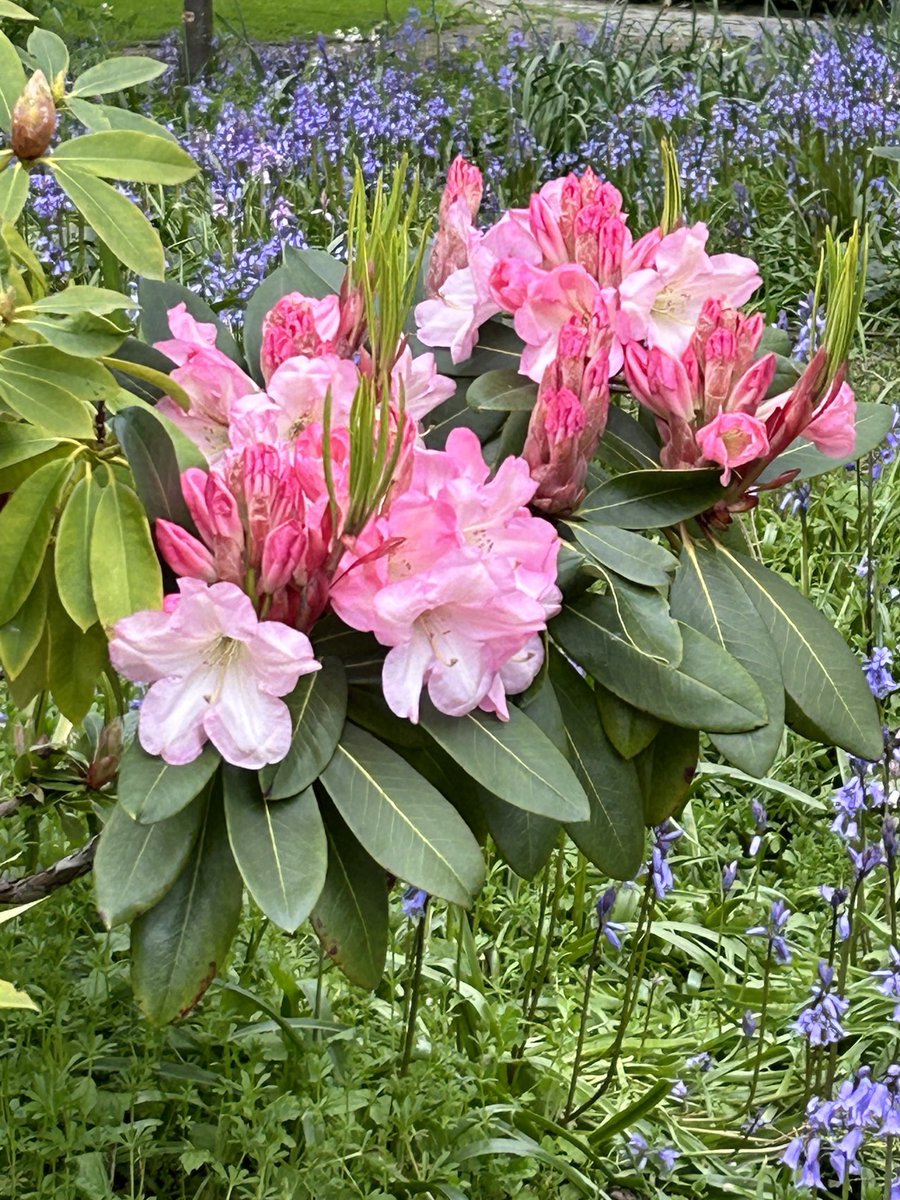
[0,794,40,820]
[0,837,97,905]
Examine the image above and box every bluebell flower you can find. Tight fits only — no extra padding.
[847,843,884,880]
[748,800,767,857]
[748,899,791,964]
[595,887,625,950]
[795,962,849,1046]
[872,944,900,1020]
[627,1132,679,1175]
[722,860,738,893]
[644,821,682,899]
[863,647,899,700]
[779,481,811,517]
[884,815,898,863]
[742,1010,757,1038]
[401,887,428,919]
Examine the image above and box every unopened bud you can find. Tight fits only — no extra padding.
[11,71,56,161]
[0,286,16,324]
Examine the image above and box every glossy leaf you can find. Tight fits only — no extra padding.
[45,599,108,724]
[717,545,882,760]
[596,405,660,472]
[90,475,162,628]
[671,540,784,777]
[137,278,244,366]
[115,405,198,532]
[95,794,205,928]
[423,385,506,451]
[311,798,388,990]
[131,791,242,1023]
[552,594,767,733]
[759,403,894,484]
[635,723,700,826]
[69,56,168,97]
[0,160,27,222]
[0,2,37,19]
[594,682,660,760]
[12,309,131,358]
[479,791,559,880]
[0,564,47,678]
[419,319,525,379]
[0,424,62,474]
[51,163,165,279]
[224,769,327,932]
[0,346,107,438]
[54,472,101,630]
[466,369,538,411]
[260,660,348,800]
[579,468,724,529]
[50,130,197,184]
[319,722,484,906]
[0,457,71,624]
[567,524,677,587]
[24,285,132,316]
[118,738,220,823]
[601,572,683,666]
[419,699,590,823]
[549,648,646,879]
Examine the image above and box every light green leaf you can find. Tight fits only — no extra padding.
[95,795,206,928]
[0,30,25,132]
[131,791,242,1023]
[716,545,882,760]
[0,979,38,1010]
[567,524,677,587]
[64,97,178,143]
[11,309,131,358]
[50,130,196,184]
[671,539,784,777]
[0,456,71,624]
[0,345,109,437]
[90,475,162,628]
[319,722,484,907]
[54,472,100,631]
[69,55,168,98]
[0,160,28,222]
[0,561,46,678]
[0,423,62,472]
[26,28,68,90]
[224,770,327,932]
[419,699,590,823]
[552,594,767,734]
[549,648,645,879]
[51,163,165,279]
[466,369,538,412]
[311,798,388,990]
[260,661,347,800]
[0,2,38,20]
[118,738,220,824]
[23,285,132,316]
[579,468,724,529]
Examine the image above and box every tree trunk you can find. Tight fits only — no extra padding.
[183,0,214,80]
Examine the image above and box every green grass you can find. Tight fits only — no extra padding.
[41,0,423,43]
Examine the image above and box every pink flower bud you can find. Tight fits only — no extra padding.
[260,520,307,593]
[156,520,217,582]
[805,379,856,458]
[441,155,483,221]
[728,354,777,415]
[11,70,56,161]
[529,193,569,266]
[260,292,340,383]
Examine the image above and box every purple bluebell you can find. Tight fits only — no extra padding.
[779,481,811,517]
[748,899,791,964]
[794,962,849,1046]
[863,647,899,701]
[847,842,884,879]
[595,887,625,950]
[742,1010,757,1038]
[883,815,898,863]
[722,860,738,893]
[627,1132,679,1175]
[645,821,682,900]
[401,887,428,919]
[749,800,767,856]
[872,944,900,1020]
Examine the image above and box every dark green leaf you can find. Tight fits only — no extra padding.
[567,524,677,587]
[594,682,660,759]
[115,405,198,533]
[51,163,165,279]
[549,649,645,879]
[759,403,894,484]
[131,790,242,1023]
[466,369,538,412]
[118,738,220,823]
[596,405,660,472]
[671,540,784,777]
[319,722,484,906]
[415,319,525,378]
[579,468,724,529]
[95,794,205,928]
[346,686,425,749]
[50,130,196,184]
[423,384,506,450]
[601,572,683,666]
[717,546,882,759]
[311,798,388,990]
[635,723,700,826]
[45,589,108,724]
[224,769,327,932]
[0,456,71,624]
[552,594,767,733]
[137,278,244,367]
[419,698,590,823]
[90,476,162,628]
[479,791,558,880]
[260,660,347,800]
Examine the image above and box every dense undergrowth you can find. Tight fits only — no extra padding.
[3,7,900,1199]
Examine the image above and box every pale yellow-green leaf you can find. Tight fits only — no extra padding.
[0,979,38,1011]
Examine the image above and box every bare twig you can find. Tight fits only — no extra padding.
[0,837,97,905]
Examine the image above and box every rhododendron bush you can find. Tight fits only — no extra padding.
[0,126,893,1019]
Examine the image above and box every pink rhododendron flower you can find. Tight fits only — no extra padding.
[229,353,361,446]
[619,223,761,357]
[331,428,560,722]
[425,155,484,295]
[695,411,770,484]
[109,578,320,768]
[259,292,341,383]
[514,263,619,382]
[390,345,456,422]
[154,304,260,463]
[804,380,856,458]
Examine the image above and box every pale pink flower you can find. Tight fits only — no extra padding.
[514,263,619,382]
[619,223,761,357]
[695,411,770,484]
[154,303,259,463]
[109,578,320,768]
[259,292,341,383]
[229,353,361,447]
[390,345,456,421]
[803,380,857,458]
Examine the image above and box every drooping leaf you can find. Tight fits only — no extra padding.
[319,722,484,906]
[45,594,108,724]
[671,539,784,777]
[51,163,165,279]
[759,403,894,484]
[0,562,47,678]
[95,794,206,928]
[260,660,347,800]
[0,29,24,132]
[131,790,242,1023]
[69,56,169,97]
[311,797,388,990]
[479,790,559,880]
[0,424,64,475]
[54,471,101,631]
[578,468,724,529]
[137,278,244,366]
[0,456,71,625]
[419,699,590,823]
[115,405,198,532]
[224,768,327,932]
[635,723,700,826]
[567,524,677,588]
[243,251,346,383]
[10,309,131,358]
[552,594,767,734]
[717,545,882,760]
[0,160,28,222]
[50,130,197,184]
[594,681,660,760]
[90,475,162,628]
[0,345,111,438]
[549,648,645,879]
[118,738,220,824]
[600,572,683,666]
[466,369,538,412]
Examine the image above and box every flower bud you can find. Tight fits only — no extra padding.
[260,520,306,593]
[11,70,56,161]
[156,519,217,582]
